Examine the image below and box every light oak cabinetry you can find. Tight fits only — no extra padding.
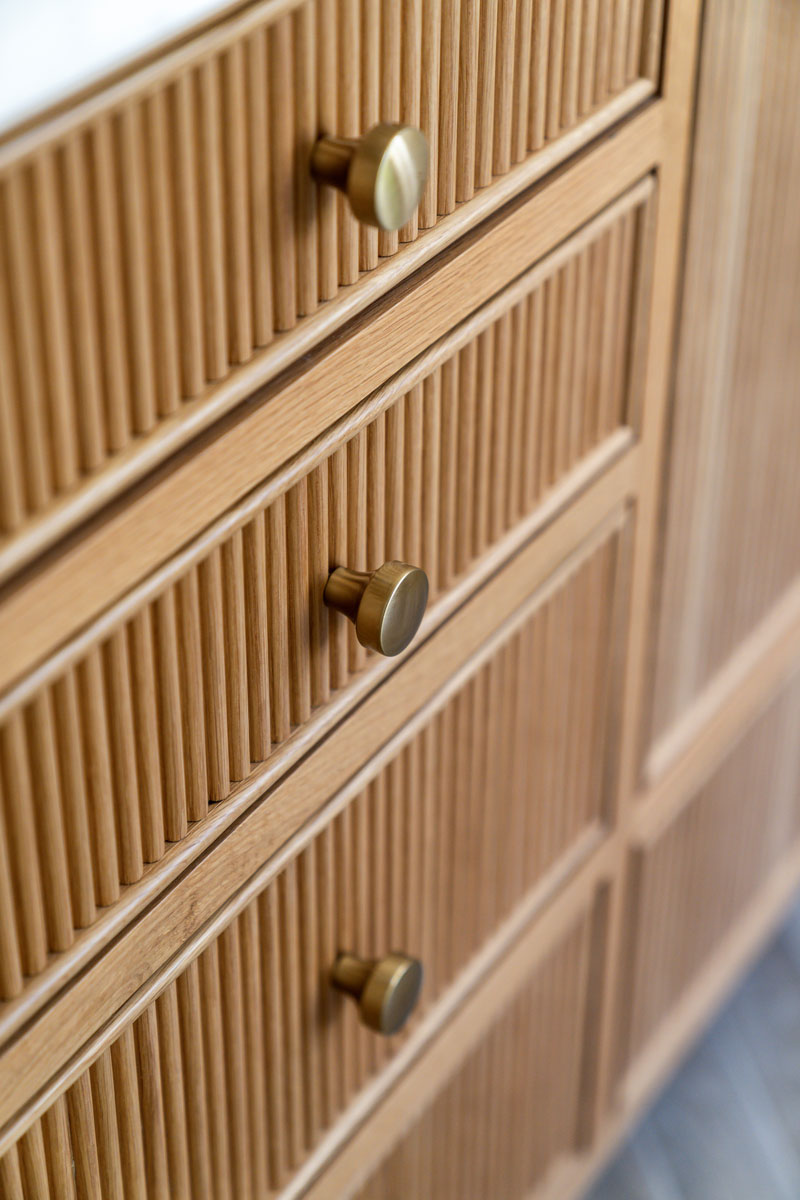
[0,1,798,1198]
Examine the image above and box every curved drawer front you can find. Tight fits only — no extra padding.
[0,520,629,1194]
[620,673,800,1075]
[0,0,663,539]
[0,190,649,1010]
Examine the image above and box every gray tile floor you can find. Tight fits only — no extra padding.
[587,904,800,1200]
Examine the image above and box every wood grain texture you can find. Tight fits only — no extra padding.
[348,913,593,1200]
[0,192,650,1010]
[0,499,632,1157]
[647,0,800,757]
[0,457,636,1076]
[0,117,659,687]
[0,0,662,575]
[9,4,800,1199]
[0,527,628,1189]
[0,876,602,1200]
[619,675,800,1077]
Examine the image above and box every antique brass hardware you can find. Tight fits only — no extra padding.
[331,951,423,1035]
[323,561,429,656]
[311,123,429,231]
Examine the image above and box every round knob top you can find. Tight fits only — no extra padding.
[357,561,428,656]
[324,561,429,657]
[349,123,429,231]
[332,951,423,1035]
[311,123,429,232]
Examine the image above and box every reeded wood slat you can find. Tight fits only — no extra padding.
[154,985,192,1198]
[117,103,157,433]
[377,0,400,260]
[0,0,661,539]
[0,719,48,979]
[88,1051,124,1200]
[243,513,272,761]
[173,962,212,1199]
[197,57,229,381]
[145,89,182,416]
[109,1026,147,1200]
[0,192,648,1009]
[89,120,130,453]
[3,171,53,512]
[17,1122,49,1200]
[198,940,233,1200]
[32,153,79,493]
[0,1146,23,1200]
[65,1072,102,1200]
[0,796,22,1001]
[41,1095,76,1200]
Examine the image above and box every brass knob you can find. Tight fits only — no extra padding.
[310,123,429,231]
[323,561,428,657]
[331,951,423,1035]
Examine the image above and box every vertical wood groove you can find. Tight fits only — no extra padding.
[0,0,660,532]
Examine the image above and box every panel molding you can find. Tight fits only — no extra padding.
[637,572,800,841]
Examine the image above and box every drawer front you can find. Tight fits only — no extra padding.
[344,903,597,1200]
[0,0,663,538]
[0,186,649,1008]
[0,914,596,1200]
[619,673,800,1074]
[0,520,628,1194]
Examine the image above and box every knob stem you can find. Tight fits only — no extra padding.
[322,566,371,624]
[330,952,372,1000]
[310,135,358,192]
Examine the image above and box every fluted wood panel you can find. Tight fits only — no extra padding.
[0,904,597,1200]
[648,0,800,748]
[352,911,593,1200]
[0,0,662,536]
[0,526,627,1176]
[621,673,800,1073]
[0,195,645,1006]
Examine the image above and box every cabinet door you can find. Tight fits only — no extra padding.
[647,0,800,758]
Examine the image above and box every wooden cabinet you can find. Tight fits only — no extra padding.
[0,0,798,1197]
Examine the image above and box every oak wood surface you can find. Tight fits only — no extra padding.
[0,126,661,698]
[0,0,660,575]
[0,179,651,1026]
[0,482,633,1147]
[647,0,800,757]
[2,0,800,1196]
[0,434,634,1049]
